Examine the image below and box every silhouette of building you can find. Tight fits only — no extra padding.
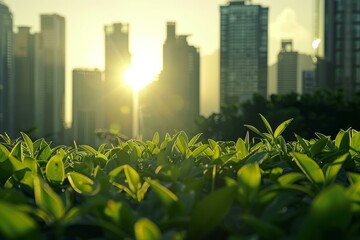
[141,22,200,138]
[14,27,35,135]
[220,0,268,105]
[277,40,298,95]
[324,0,360,99]
[104,23,133,137]
[303,70,316,95]
[35,14,66,144]
[72,69,104,146]
[0,3,14,135]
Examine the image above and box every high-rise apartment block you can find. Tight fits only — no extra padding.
[104,23,133,137]
[0,3,14,135]
[277,40,298,95]
[72,69,104,146]
[142,22,200,137]
[220,0,268,105]
[323,0,360,99]
[14,27,36,134]
[35,14,66,144]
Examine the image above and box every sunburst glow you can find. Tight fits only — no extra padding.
[124,56,160,92]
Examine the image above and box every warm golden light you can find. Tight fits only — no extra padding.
[124,57,159,92]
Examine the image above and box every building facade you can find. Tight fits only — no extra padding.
[142,22,200,137]
[220,0,268,105]
[104,23,133,138]
[277,40,298,95]
[14,27,36,135]
[35,14,66,144]
[0,3,14,135]
[72,69,104,146]
[324,0,360,99]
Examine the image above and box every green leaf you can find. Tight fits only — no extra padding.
[80,145,98,155]
[190,144,208,157]
[245,152,268,164]
[324,153,348,185]
[274,118,293,139]
[335,130,350,151]
[9,141,24,161]
[347,172,360,184]
[237,163,261,201]
[67,172,98,196]
[259,114,273,135]
[135,218,161,240]
[212,144,220,160]
[278,172,306,186]
[0,201,41,239]
[105,200,135,234]
[45,151,65,184]
[152,132,159,145]
[176,134,187,155]
[236,138,249,159]
[21,132,34,157]
[188,133,202,146]
[310,137,328,156]
[291,152,324,188]
[350,132,360,156]
[34,176,64,220]
[241,214,283,238]
[148,180,178,207]
[188,186,236,239]
[0,144,9,163]
[123,165,141,193]
[244,124,267,139]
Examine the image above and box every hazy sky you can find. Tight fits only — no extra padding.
[5,0,314,119]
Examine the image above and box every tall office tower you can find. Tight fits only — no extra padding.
[104,23,132,137]
[14,27,35,135]
[142,22,200,137]
[0,3,14,135]
[324,0,360,99]
[72,69,104,146]
[220,0,268,105]
[277,40,298,95]
[36,14,65,144]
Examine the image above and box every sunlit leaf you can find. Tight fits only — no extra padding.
[21,132,34,157]
[148,179,178,207]
[310,137,328,156]
[188,133,202,146]
[188,186,236,239]
[259,114,273,135]
[291,152,324,188]
[67,172,98,195]
[0,144,9,163]
[152,132,159,145]
[274,118,293,139]
[236,138,248,159]
[190,144,208,157]
[238,163,261,201]
[123,165,141,193]
[278,172,306,186]
[34,176,64,220]
[45,150,65,184]
[244,124,267,139]
[135,218,161,240]
[324,153,348,185]
[241,214,283,238]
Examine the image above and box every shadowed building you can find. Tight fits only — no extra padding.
[141,22,200,138]
[72,69,104,146]
[0,3,14,136]
[35,14,66,144]
[323,0,360,99]
[220,0,268,105]
[104,23,133,137]
[277,40,298,95]
[14,27,35,135]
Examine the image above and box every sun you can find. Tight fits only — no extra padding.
[124,55,160,92]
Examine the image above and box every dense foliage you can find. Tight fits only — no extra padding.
[197,90,360,141]
[0,116,360,239]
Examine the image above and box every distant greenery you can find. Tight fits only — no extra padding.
[0,116,360,239]
[197,90,360,141]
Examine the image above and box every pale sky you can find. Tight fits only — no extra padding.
[5,0,315,121]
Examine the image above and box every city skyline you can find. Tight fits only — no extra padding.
[6,0,315,121]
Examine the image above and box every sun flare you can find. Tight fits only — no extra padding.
[124,56,160,92]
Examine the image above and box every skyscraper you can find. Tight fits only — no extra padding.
[277,40,298,95]
[220,0,268,105]
[142,22,200,137]
[35,14,66,144]
[104,23,133,137]
[324,0,360,99]
[14,27,35,135]
[0,3,14,135]
[72,69,104,146]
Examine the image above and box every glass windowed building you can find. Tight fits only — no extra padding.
[220,0,268,105]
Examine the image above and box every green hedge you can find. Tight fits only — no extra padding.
[0,116,359,239]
